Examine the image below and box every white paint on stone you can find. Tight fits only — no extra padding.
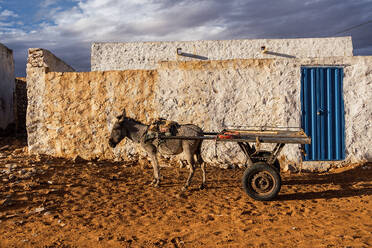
[0,43,15,129]
[91,37,353,71]
[26,43,371,170]
[155,60,303,165]
[300,56,372,163]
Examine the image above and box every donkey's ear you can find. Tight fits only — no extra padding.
[116,109,126,120]
[122,109,126,117]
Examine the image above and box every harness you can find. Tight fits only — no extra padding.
[143,118,179,146]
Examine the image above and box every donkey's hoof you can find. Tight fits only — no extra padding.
[150,183,159,188]
[175,191,187,199]
[181,186,188,191]
[199,184,206,190]
[150,179,160,187]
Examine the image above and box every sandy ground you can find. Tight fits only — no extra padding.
[0,137,371,248]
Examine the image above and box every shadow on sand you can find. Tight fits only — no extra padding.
[278,163,372,201]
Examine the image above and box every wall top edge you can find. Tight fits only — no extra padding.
[87,56,372,72]
[0,42,13,54]
[91,36,352,46]
[157,55,370,64]
[45,69,158,74]
[27,48,75,72]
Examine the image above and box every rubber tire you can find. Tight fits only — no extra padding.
[242,162,281,201]
[251,151,280,172]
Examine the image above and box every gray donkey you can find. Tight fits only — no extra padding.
[108,109,206,190]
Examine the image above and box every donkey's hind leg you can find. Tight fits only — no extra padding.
[195,142,206,190]
[200,161,206,190]
[182,147,195,191]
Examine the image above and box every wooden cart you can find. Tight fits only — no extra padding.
[163,127,311,201]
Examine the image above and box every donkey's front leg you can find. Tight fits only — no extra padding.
[143,143,161,187]
[149,153,161,187]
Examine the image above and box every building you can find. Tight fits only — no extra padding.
[0,43,15,134]
[26,37,371,170]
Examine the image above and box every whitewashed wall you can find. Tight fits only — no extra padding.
[91,37,353,71]
[26,46,371,168]
[154,57,372,168]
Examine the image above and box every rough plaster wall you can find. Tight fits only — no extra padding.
[298,56,372,164]
[0,43,15,129]
[343,57,372,162]
[27,47,371,166]
[32,70,158,160]
[28,56,304,164]
[26,48,75,153]
[155,60,303,165]
[152,57,371,166]
[91,37,353,71]
[27,48,75,73]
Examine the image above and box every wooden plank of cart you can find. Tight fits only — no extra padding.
[162,127,311,201]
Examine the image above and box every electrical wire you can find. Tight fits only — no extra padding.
[334,20,372,35]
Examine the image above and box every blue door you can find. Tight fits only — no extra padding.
[301,67,345,161]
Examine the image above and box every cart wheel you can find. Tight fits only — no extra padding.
[242,162,281,201]
[252,151,281,171]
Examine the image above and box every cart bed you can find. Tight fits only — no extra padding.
[163,128,311,144]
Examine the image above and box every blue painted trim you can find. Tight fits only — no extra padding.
[340,71,345,159]
[326,69,333,159]
[335,69,341,159]
[310,68,317,160]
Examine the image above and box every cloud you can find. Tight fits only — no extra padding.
[46,0,239,41]
[1,0,372,76]
[41,0,61,7]
[0,9,18,20]
[0,7,19,34]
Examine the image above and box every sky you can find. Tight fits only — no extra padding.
[1,0,372,77]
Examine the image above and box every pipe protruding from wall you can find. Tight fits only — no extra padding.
[261,46,268,54]
[176,48,182,55]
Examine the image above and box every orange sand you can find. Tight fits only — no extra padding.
[0,138,371,248]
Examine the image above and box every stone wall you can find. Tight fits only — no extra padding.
[26,48,75,152]
[296,56,372,166]
[26,47,371,167]
[35,70,158,159]
[341,57,372,164]
[0,43,15,131]
[155,57,372,167]
[154,59,303,165]
[91,37,353,71]
[14,77,27,135]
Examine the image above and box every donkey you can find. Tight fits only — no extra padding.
[108,109,206,190]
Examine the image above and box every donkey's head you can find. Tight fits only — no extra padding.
[109,109,128,148]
